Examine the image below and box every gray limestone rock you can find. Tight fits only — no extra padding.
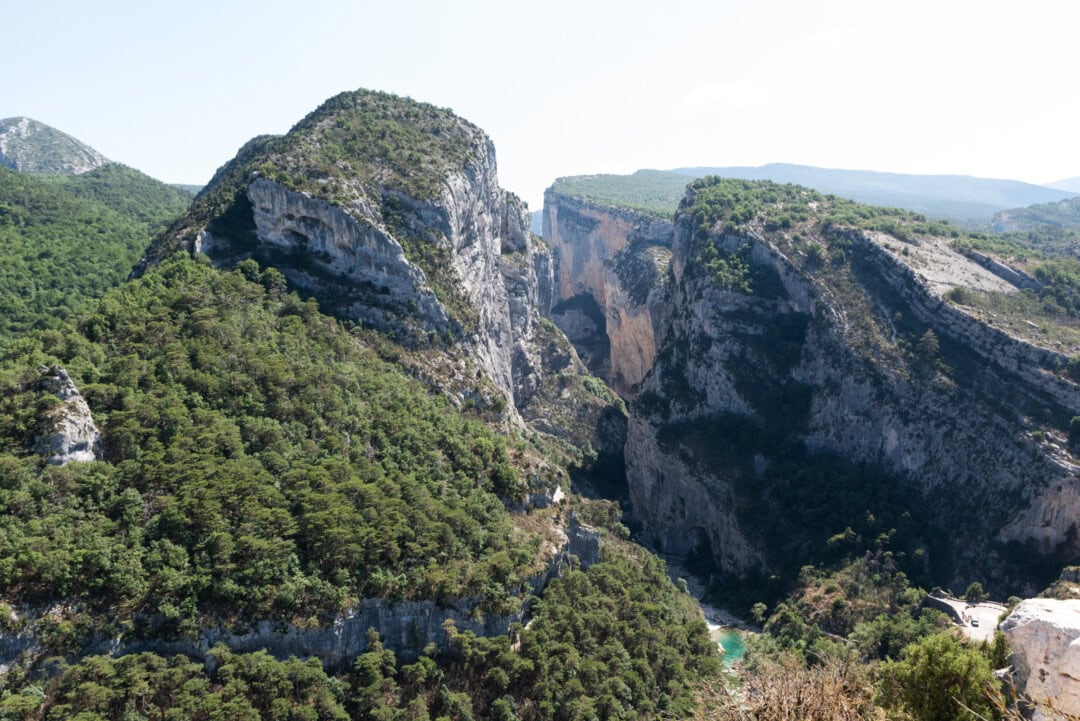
[32,366,102,466]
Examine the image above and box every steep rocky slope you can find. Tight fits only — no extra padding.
[139,92,588,436]
[0,93,723,719]
[549,176,1080,595]
[0,117,108,175]
[544,187,673,395]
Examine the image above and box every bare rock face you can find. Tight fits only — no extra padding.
[32,366,102,465]
[544,193,671,395]
[242,177,450,335]
[1001,599,1080,719]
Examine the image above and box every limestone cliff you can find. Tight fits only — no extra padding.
[607,179,1080,591]
[138,91,561,428]
[544,191,671,395]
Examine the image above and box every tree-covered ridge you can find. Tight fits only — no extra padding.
[0,256,541,627]
[0,166,188,340]
[40,162,193,228]
[994,196,1080,232]
[683,177,1080,354]
[683,176,957,241]
[548,170,691,219]
[0,546,719,721]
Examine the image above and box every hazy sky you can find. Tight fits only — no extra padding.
[6,0,1079,208]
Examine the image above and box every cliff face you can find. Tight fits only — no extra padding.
[544,192,671,395]
[604,180,1080,590]
[142,92,560,425]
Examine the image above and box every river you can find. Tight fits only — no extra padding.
[663,555,755,666]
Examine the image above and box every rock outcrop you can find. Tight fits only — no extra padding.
[544,192,671,395]
[0,117,108,175]
[32,365,102,465]
[1002,599,1080,719]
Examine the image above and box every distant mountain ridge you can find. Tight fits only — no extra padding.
[1047,177,1080,194]
[0,116,108,174]
[993,196,1080,233]
[670,163,1077,227]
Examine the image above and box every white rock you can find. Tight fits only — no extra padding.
[1001,598,1080,719]
[32,366,102,465]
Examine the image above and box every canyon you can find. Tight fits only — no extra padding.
[545,179,1080,594]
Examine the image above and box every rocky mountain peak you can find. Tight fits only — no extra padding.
[0,116,109,174]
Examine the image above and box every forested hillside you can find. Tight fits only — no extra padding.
[0,165,190,340]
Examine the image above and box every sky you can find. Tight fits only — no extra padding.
[5,0,1080,209]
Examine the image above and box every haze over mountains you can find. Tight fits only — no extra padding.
[530,164,1078,237]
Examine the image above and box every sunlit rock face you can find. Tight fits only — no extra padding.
[1002,599,1080,720]
[543,192,670,395]
[545,180,1080,589]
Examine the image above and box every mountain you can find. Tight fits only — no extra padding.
[546,177,1080,600]
[0,116,109,174]
[0,163,191,339]
[549,165,1078,228]
[0,89,719,718]
[1048,177,1080,194]
[993,196,1080,233]
[5,88,1075,718]
[672,164,1078,227]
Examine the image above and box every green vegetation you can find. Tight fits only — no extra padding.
[0,648,350,721]
[685,177,956,242]
[994,196,1080,232]
[0,165,190,340]
[879,632,997,721]
[41,162,193,227]
[0,256,537,627]
[718,554,1012,721]
[549,170,691,219]
[0,545,719,721]
[345,545,718,720]
[283,90,477,202]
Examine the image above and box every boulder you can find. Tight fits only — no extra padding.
[1001,598,1080,719]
